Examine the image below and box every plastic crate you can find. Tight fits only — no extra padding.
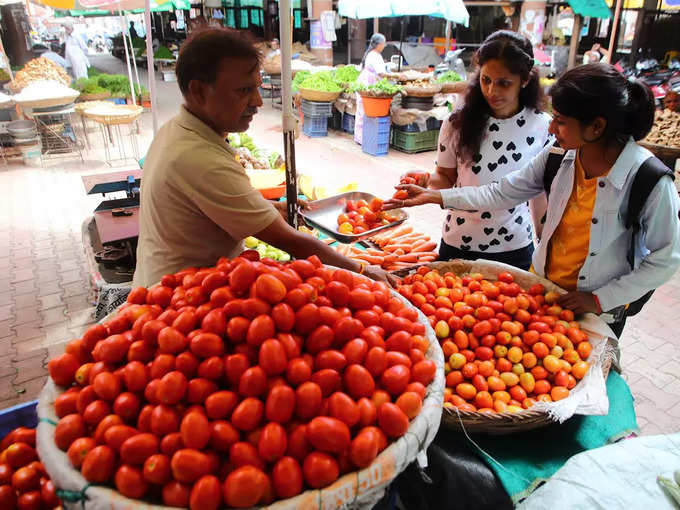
[0,400,38,437]
[391,129,438,154]
[301,99,333,117]
[362,116,391,156]
[328,109,343,130]
[427,117,443,131]
[303,114,328,138]
[342,113,355,134]
[395,117,443,133]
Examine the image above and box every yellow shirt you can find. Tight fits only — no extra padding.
[133,107,279,287]
[546,153,603,290]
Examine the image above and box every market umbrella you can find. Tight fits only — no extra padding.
[337,0,469,26]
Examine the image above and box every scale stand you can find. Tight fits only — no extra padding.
[96,119,141,167]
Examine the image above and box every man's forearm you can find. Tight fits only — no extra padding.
[275,230,362,273]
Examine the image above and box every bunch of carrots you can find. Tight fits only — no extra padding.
[328,225,438,271]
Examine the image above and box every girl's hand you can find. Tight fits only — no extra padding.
[400,172,431,187]
[557,291,599,315]
[383,184,443,210]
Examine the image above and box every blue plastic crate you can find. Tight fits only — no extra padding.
[342,113,355,134]
[328,109,343,130]
[0,400,38,438]
[105,98,127,105]
[362,116,390,156]
[363,115,391,135]
[301,100,333,117]
[303,114,328,138]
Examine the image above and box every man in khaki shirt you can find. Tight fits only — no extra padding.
[134,28,395,287]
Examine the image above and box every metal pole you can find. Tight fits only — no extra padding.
[567,14,582,69]
[373,17,378,33]
[126,15,143,105]
[445,20,451,55]
[144,0,158,133]
[347,18,351,64]
[399,17,406,71]
[607,0,624,63]
[119,10,136,104]
[280,0,298,228]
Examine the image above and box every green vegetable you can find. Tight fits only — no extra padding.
[658,474,680,506]
[299,71,342,92]
[96,74,130,95]
[131,37,146,49]
[154,46,174,59]
[351,78,402,96]
[244,237,290,261]
[333,65,360,84]
[88,67,102,77]
[0,69,9,82]
[292,70,311,89]
[74,77,108,95]
[436,71,462,83]
[228,133,257,153]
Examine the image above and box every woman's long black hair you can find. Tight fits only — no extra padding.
[452,30,543,160]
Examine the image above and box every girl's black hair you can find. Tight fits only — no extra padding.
[549,62,655,142]
[452,30,543,160]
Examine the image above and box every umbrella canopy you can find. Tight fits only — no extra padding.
[338,0,469,27]
[32,0,180,13]
[52,0,188,16]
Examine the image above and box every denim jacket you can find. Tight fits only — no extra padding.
[440,139,680,312]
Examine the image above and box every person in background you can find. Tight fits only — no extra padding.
[128,21,138,40]
[41,43,67,69]
[64,24,89,80]
[385,63,680,337]
[354,33,387,145]
[267,38,281,59]
[134,27,396,288]
[402,30,551,271]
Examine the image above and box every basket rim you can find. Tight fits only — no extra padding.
[393,259,614,434]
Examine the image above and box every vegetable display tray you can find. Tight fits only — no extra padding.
[300,191,408,244]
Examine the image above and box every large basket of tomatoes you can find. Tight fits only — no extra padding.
[36,253,444,509]
[392,259,614,435]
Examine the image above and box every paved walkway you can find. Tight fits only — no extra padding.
[0,55,678,435]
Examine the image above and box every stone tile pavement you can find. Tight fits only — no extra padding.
[0,54,677,436]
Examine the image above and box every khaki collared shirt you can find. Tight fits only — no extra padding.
[133,107,279,287]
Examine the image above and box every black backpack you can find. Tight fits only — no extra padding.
[542,148,675,317]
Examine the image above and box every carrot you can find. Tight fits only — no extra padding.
[412,242,438,253]
[379,225,412,241]
[394,248,406,256]
[367,248,386,256]
[384,244,412,253]
[353,254,384,265]
[383,254,398,264]
[419,255,437,262]
[396,253,419,263]
[414,251,439,258]
[388,262,417,269]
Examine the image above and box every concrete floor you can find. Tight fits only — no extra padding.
[0,55,678,435]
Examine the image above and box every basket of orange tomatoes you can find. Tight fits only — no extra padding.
[392,259,614,435]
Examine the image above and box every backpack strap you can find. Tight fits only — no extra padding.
[543,145,566,197]
[625,156,674,270]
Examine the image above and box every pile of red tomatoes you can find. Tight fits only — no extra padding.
[47,253,436,509]
[0,426,62,510]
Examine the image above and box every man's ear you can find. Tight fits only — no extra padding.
[187,79,206,106]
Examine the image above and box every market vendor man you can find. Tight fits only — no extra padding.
[134,27,396,287]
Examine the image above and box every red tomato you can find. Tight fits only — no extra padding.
[180,411,211,450]
[380,364,410,395]
[238,366,267,397]
[48,353,79,387]
[54,414,86,452]
[231,398,264,431]
[0,485,15,510]
[11,465,40,492]
[350,428,380,468]
[156,371,187,405]
[143,454,171,485]
[357,398,377,426]
[311,369,342,397]
[81,445,116,483]
[306,417,351,453]
[328,391,360,427]
[120,433,159,466]
[258,422,287,463]
[265,385,296,423]
[259,339,288,376]
[209,420,240,453]
[171,449,210,483]
[223,466,269,508]
[114,465,148,499]
[294,303,320,335]
[295,382,322,420]
[302,452,339,489]
[224,353,250,386]
[378,403,410,438]
[162,480,191,507]
[150,405,180,436]
[190,474,222,510]
[254,274,287,304]
[41,479,60,509]
[17,491,41,510]
[344,364,376,399]
[285,357,312,386]
[272,456,303,499]
[246,315,275,347]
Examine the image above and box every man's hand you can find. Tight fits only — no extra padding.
[363,265,401,288]
[272,199,310,219]
[557,291,599,315]
[383,184,443,210]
